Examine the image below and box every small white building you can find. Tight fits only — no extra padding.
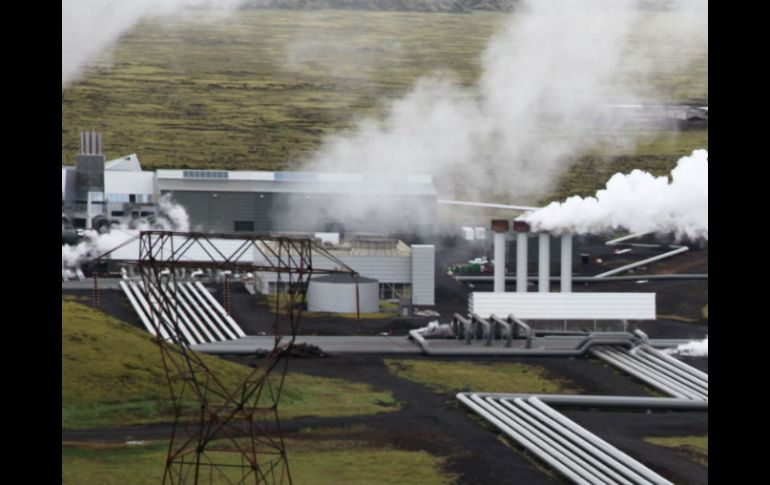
[253,235,435,306]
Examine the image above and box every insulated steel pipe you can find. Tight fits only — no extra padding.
[514,221,529,293]
[457,393,679,485]
[538,233,550,292]
[560,234,572,292]
[491,220,509,293]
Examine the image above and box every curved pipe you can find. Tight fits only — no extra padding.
[409,329,635,357]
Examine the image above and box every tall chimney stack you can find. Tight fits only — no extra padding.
[538,233,550,292]
[513,221,529,293]
[491,220,509,293]
[80,130,103,156]
[561,234,573,293]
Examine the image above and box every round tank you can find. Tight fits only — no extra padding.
[307,274,379,314]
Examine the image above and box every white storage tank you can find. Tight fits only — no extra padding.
[307,274,379,314]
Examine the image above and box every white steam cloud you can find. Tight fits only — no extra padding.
[664,336,708,357]
[61,194,191,268]
[521,149,708,239]
[62,0,245,87]
[291,0,707,226]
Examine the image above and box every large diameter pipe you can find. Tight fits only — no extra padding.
[516,232,528,292]
[494,232,506,292]
[560,234,572,293]
[538,233,550,292]
[491,220,509,293]
[514,221,530,293]
[594,246,689,278]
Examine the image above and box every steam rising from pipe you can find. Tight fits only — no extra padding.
[521,149,708,240]
[289,0,707,227]
[62,0,245,87]
[665,336,708,357]
[61,194,191,268]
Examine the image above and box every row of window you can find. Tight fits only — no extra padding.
[106,193,152,203]
[111,211,154,218]
[183,170,229,179]
[264,281,412,300]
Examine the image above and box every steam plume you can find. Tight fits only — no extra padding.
[521,149,708,239]
[61,194,190,268]
[664,336,708,357]
[289,0,707,228]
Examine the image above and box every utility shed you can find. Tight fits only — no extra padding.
[307,274,379,314]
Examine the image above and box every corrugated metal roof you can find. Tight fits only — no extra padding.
[469,292,656,320]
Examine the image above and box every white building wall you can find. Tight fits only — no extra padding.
[307,280,379,313]
[411,245,435,305]
[468,292,657,320]
[255,253,411,287]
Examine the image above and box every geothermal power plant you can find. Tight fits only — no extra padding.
[62,129,707,484]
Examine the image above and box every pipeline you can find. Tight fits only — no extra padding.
[457,393,681,485]
[453,273,707,283]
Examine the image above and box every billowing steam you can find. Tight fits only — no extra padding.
[664,336,708,357]
[62,0,245,87]
[290,0,707,228]
[61,194,190,268]
[521,149,708,239]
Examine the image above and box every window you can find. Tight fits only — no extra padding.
[183,170,228,179]
[106,194,130,203]
[111,211,124,217]
[234,221,254,232]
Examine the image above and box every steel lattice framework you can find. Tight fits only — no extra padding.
[98,231,357,484]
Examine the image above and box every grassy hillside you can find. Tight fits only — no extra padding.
[62,298,400,428]
[62,9,707,205]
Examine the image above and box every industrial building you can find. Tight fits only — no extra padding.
[62,132,438,236]
[63,132,437,306]
[253,235,435,305]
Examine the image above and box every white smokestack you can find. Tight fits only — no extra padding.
[538,233,550,293]
[514,223,529,293]
[521,149,708,240]
[560,234,572,293]
[491,220,509,293]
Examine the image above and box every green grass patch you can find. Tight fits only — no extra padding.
[62,299,400,428]
[63,434,456,485]
[644,435,708,466]
[383,358,578,394]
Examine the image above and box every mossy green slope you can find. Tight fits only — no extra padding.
[384,358,578,394]
[62,299,399,429]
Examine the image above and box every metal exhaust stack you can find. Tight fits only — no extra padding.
[538,233,550,292]
[513,221,530,293]
[491,220,509,293]
[561,234,572,293]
